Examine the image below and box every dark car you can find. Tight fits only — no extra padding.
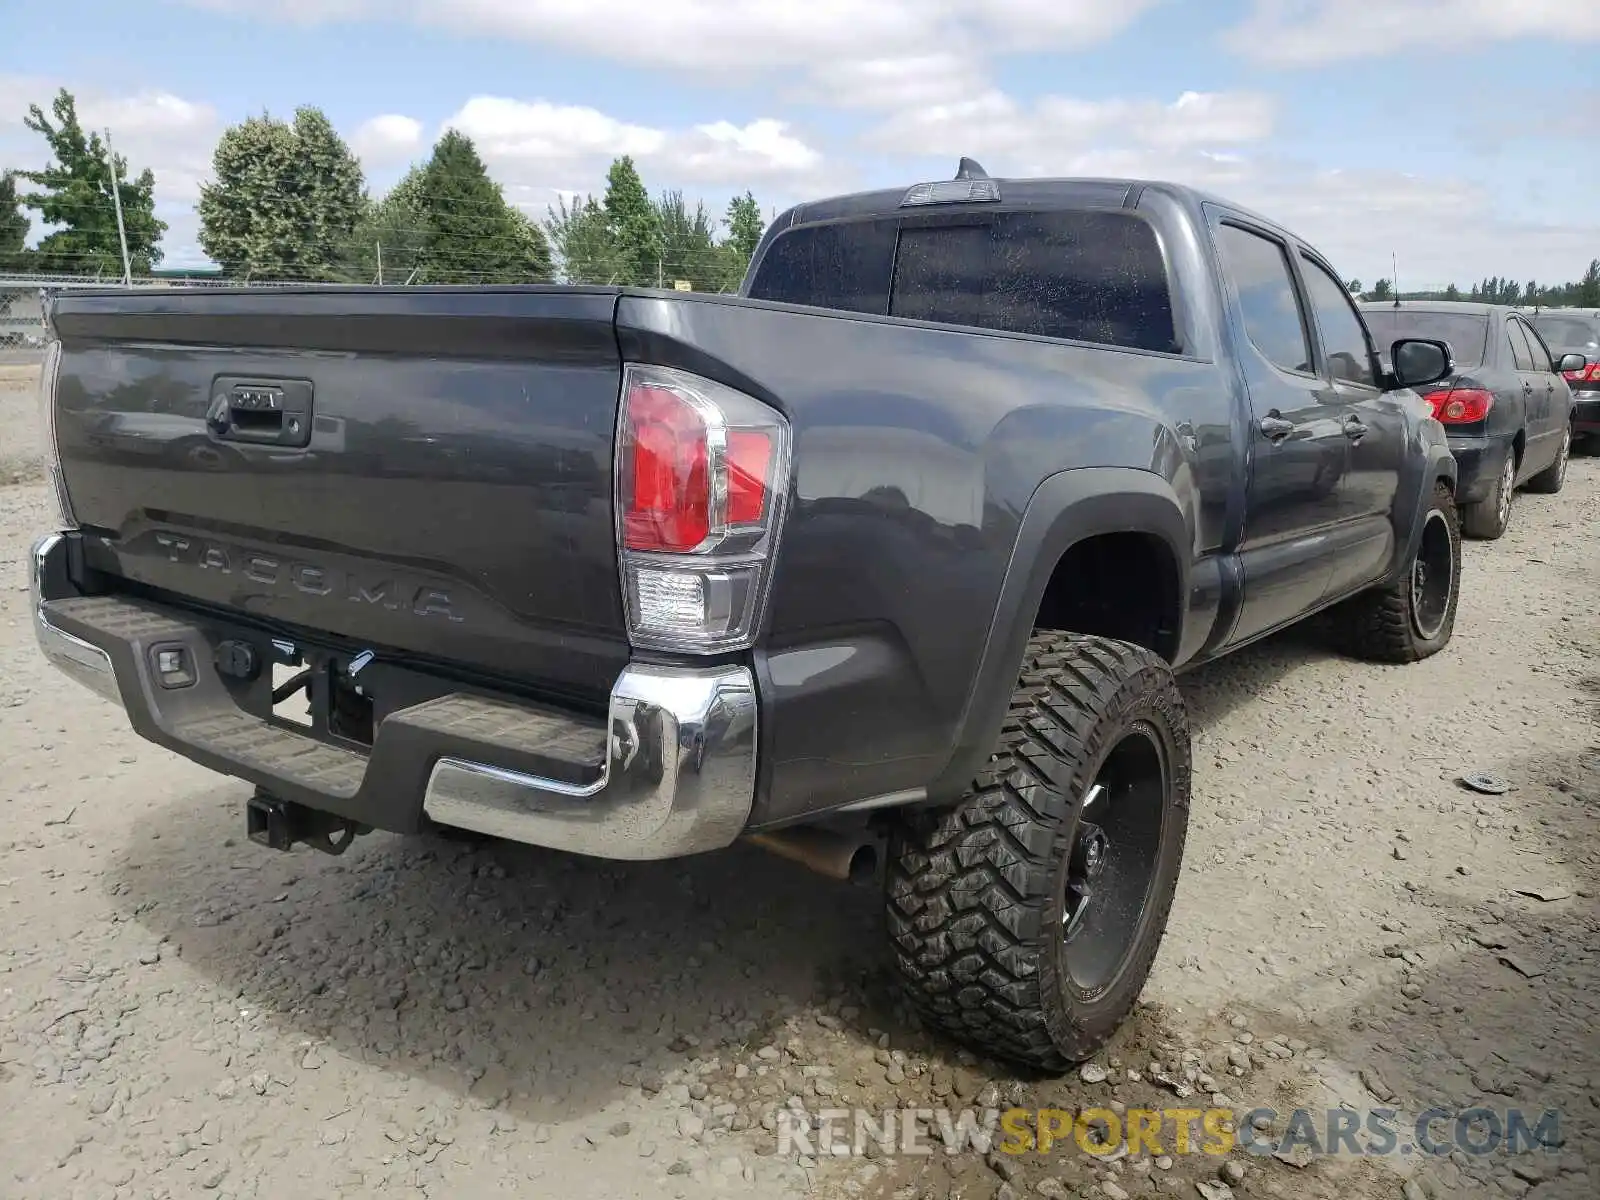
[1361,301,1579,538]
[31,166,1463,1072]
[1529,308,1600,448]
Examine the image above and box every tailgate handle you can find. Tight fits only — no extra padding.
[207,379,314,448]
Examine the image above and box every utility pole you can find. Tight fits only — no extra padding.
[376,240,384,286]
[102,128,133,286]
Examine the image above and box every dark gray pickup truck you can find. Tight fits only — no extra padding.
[30,163,1463,1070]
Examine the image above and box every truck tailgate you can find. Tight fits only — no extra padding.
[48,287,629,702]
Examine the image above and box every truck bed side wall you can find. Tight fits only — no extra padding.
[618,290,1237,824]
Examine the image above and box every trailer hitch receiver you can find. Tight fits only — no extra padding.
[246,789,366,856]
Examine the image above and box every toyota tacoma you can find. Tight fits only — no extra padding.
[29,164,1463,1070]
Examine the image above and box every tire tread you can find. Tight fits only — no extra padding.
[886,632,1190,1070]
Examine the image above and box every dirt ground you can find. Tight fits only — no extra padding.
[2,364,1597,1200]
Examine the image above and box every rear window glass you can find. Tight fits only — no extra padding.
[747,209,1179,354]
[1530,314,1600,349]
[1362,310,1489,369]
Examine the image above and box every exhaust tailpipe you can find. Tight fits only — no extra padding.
[745,827,879,884]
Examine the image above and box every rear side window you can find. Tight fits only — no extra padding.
[1506,320,1536,371]
[1214,223,1312,374]
[747,209,1179,354]
[746,219,896,316]
[1299,255,1376,387]
[1516,319,1552,371]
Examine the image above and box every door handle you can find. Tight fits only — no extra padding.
[1258,414,1295,442]
[1342,415,1369,440]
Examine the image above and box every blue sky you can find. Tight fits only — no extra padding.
[2,0,1596,286]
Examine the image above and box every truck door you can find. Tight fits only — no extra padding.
[1210,216,1346,645]
[1295,250,1406,600]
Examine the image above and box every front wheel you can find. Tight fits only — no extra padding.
[1329,481,1460,663]
[1523,423,1571,494]
[886,633,1190,1071]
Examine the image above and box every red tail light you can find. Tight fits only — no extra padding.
[623,383,713,552]
[1420,386,1493,424]
[616,364,790,652]
[1562,362,1600,384]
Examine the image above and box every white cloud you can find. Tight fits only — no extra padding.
[449,97,666,163]
[800,54,991,112]
[179,0,1160,77]
[1224,0,1600,66]
[442,95,828,193]
[997,143,1599,287]
[865,89,1277,165]
[350,114,424,167]
[679,119,821,179]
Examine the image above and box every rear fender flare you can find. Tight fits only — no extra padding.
[927,467,1192,802]
[1391,445,1458,580]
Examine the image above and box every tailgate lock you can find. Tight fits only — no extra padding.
[206,377,315,448]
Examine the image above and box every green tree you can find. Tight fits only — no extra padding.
[1443,283,1460,301]
[603,156,660,286]
[0,171,29,269]
[16,88,166,275]
[545,193,621,283]
[726,192,763,259]
[198,107,365,280]
[416,130,551,283]
[1369,278,1393,302]
[655,189,726,291]
[340,165,426,283]
[1578,260,1600,308]
[1346,278,1362,296]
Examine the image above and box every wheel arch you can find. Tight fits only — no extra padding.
[927,467,1193,803]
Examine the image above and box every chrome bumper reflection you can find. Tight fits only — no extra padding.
[30,532,119,703]
[423,663,758,860]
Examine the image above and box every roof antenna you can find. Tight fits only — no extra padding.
[1391,251,1401,309]
[955,157,989,181]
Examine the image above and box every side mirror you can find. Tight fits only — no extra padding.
[1557,352,1587,374]
[1389,338,1453,390]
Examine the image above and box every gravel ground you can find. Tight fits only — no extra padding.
[2,364,1597,1199]
[0,364,41,484]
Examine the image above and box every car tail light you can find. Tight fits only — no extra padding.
[1419,386,1493,424]
[35,326,77,528]
[1562,362,1600,385]
[616,363,790,653]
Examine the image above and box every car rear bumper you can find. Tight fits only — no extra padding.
[30,531,758,860]
[1573,391,1600,434]
[1445,434,1511,504]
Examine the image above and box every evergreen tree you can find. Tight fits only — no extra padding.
[417,130,551,283]
[340,165,426,283]
[0,171,28,269]
[16,88,166,274]
[655,189,723,291]
[1579,260,1600,308]
[545,193,621,283]
[725,192,764,262]
[198,107,366,280]
[602,156,660,286]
